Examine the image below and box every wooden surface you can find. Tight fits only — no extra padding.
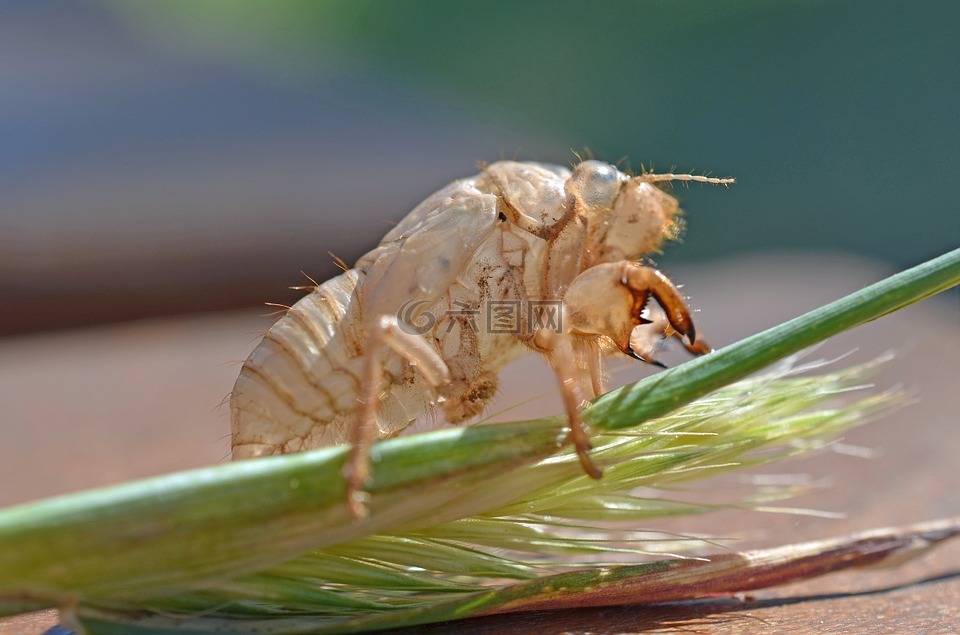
[1,254,958,634]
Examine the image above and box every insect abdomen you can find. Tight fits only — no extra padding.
[231,269,365,458]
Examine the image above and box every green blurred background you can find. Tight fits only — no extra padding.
[2,0,957,334]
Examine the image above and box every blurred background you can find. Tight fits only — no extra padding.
[1,3,959,631]
[2,0,957,335]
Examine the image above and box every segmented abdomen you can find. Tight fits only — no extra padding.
[230,269,367,458]
[231,267,444,457]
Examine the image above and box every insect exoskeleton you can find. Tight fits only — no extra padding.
[230,159,733,516]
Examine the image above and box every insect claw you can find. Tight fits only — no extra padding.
[626,346,669,369]
[567,420,601,479]
[578,450,603,480]
[683,337,714,356]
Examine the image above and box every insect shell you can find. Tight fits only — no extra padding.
[230,160,730,513]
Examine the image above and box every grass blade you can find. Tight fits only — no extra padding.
[71,518,960,634]
[0,422,563,603]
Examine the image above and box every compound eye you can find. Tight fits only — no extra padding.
[570,160,621,209]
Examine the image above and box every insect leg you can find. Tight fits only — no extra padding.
[585,341,605,398]
[619,263,704,349]
[346,315,451,518]
[563,261,712,366]
[532,328,603,480]
[674,331,713,355]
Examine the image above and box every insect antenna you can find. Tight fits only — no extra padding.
[636,172,735,187]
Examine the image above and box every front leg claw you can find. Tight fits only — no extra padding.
[625,345,669,369]
[564,261,711,366]
[620,263,700,349]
